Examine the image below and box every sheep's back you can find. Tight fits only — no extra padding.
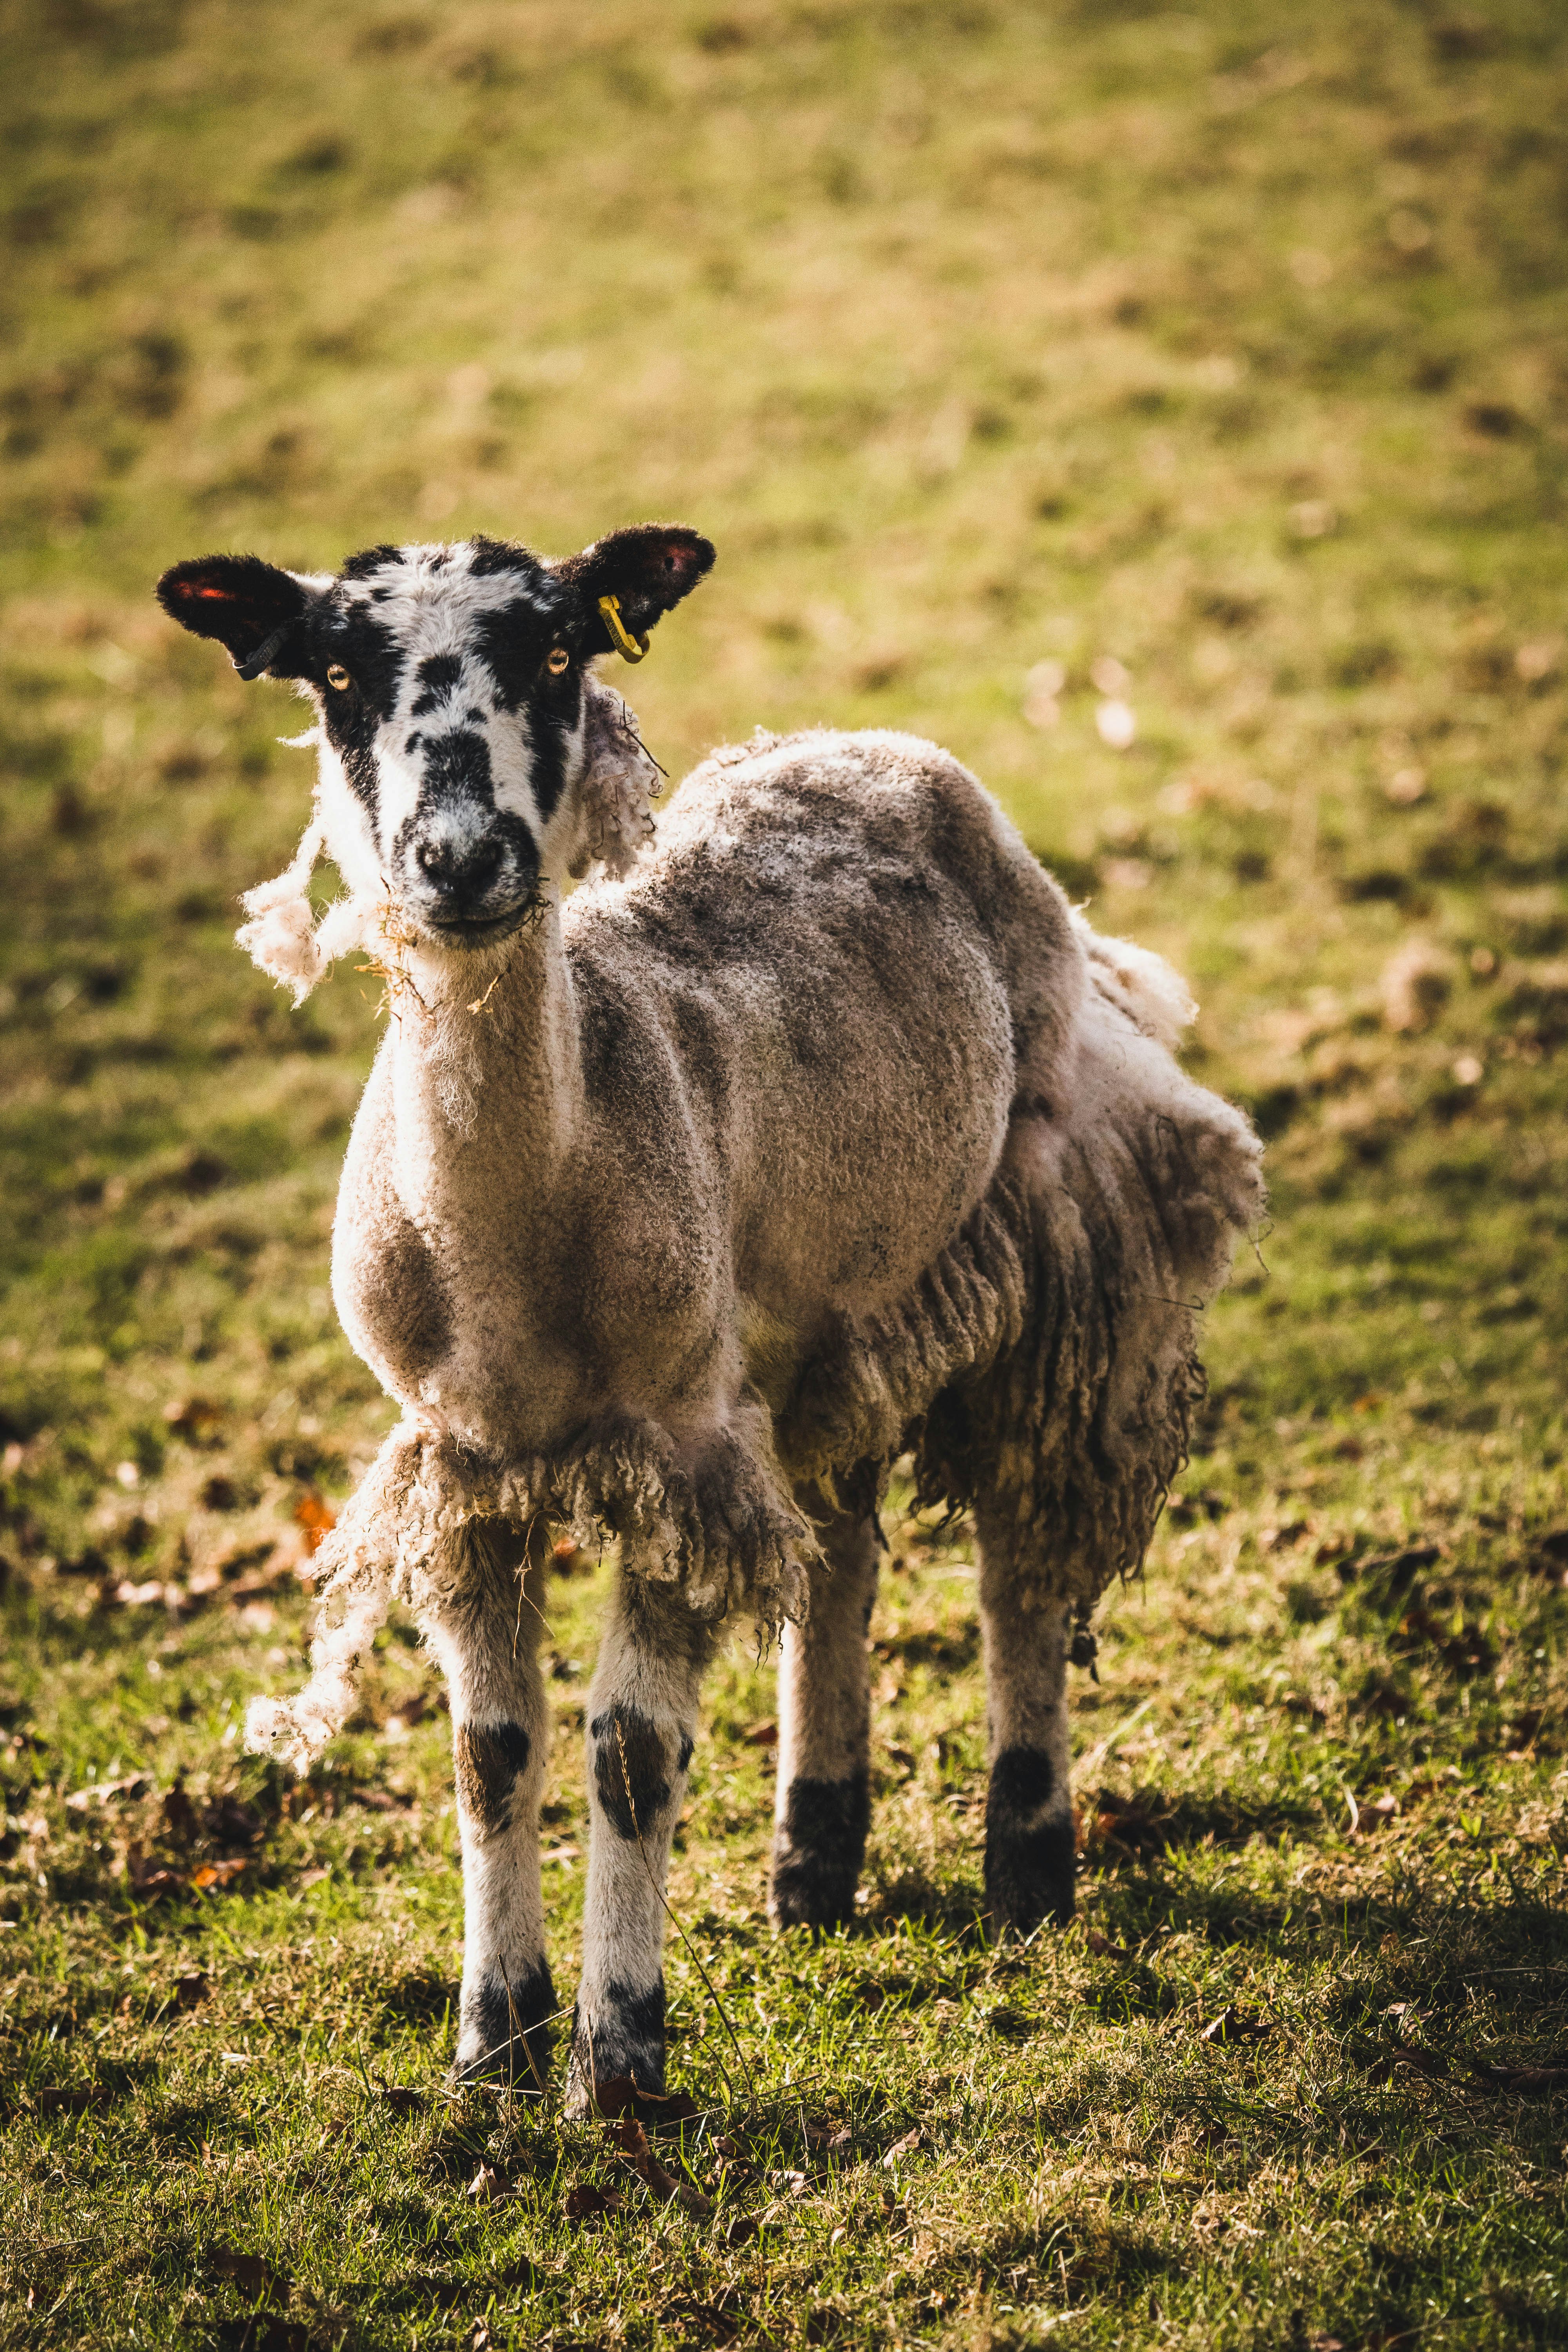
[563,728,1083,1343]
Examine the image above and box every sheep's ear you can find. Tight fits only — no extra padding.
[552,524,715,657]
[156,554,314,680]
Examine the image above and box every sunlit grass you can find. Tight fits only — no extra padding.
[3,0,1568,2344]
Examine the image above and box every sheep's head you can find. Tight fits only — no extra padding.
[156,525,714,955]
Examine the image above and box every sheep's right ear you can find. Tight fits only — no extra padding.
[156,554,314,680]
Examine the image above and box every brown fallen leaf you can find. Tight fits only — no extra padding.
[173,1972,209,2011]
[564,2181,622,2222]
[882,2127,922,2168]
[1088,1789,1169,1857]
[467,2161,508,2203]
[494,2256,540,2290]
[1475,2062,1568,2093]
[126,1846,185,1900]
[191,1857,250,1893]
[590,2072,701,2125]
[1199,2006,1274,2046]
[376,2085,424,2116]
[606,2113,711,2211]
[1402,2048,1453,2082]
[294,1492,337,1551]
[804,2118,851,2150]
[211,2244,289,2303]
[1085,1931,1135,1961]
[742,1717,779,1747]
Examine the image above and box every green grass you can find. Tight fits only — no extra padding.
[4,0,1568,2343]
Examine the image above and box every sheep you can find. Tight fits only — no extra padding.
[156,524,1264,2103]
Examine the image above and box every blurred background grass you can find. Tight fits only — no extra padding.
[3,4,1568,2347]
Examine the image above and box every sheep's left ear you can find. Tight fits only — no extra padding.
[156,553,316,680]
[552,524,715,657]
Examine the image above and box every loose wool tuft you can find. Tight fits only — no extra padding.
[234,805,374,1004]
[570,684,664,879]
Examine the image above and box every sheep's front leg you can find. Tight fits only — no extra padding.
[976,1506,1075,1937]
[769,1486,880,1931]
[424,1518,555,2087]
[569,1574,715,2108]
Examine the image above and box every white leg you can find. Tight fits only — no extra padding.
[424,1519,555,2085]
[568,1572,715,2107]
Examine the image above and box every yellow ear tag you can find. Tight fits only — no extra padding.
[597,594,651,663]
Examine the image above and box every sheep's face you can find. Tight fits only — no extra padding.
[157,526,714,949]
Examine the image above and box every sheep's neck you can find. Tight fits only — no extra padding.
[389,898,583,1221]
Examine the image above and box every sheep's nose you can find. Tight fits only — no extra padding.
[414,829,503,897]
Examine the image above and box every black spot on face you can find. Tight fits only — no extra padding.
[456,1956,556,2088]
[984,1745,1074,1936]
[590,1704,672,1840]
[572,1976,666,2094]
[312,597,410,802]
[409,652,463,719]
[770,1771,871,1931]
[454,1718,532,1837]
[472,595,556,711]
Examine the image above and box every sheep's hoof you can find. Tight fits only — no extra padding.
[768,1771,871,1933]
[983,1746,1076,1937]
[566,1981,667,2116]
[451,1961,555,2092]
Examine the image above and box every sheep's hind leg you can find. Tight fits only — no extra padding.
[976,1504,1075,1937]
[569,1574,716,2110]
[424,1518,555,2087]
[769,1482,880,1931]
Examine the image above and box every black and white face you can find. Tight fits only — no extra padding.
[157,525,714,949]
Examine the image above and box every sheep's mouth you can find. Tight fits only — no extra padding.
[423,902,535,949]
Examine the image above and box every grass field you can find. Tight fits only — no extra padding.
[4,1,1568,2344]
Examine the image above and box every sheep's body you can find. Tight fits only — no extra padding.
[272,726,1261,2095]
[158,526,1260,2103]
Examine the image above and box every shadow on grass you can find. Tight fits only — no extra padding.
[381,1968,459,2028]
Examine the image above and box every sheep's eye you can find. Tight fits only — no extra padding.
[545,646,570,677]
[326,664,352,691]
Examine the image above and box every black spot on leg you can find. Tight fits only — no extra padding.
[590,1706,670,1840]
[572,1976,666,2095]
[984,1745,1075,1937]
[770,1771,871,1931]
[454,1719,532,1837]
[456,1956,556,2089]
